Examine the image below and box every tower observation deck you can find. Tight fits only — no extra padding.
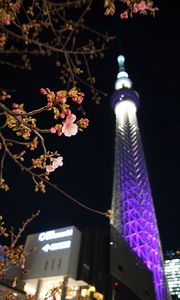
[111,55,169,300]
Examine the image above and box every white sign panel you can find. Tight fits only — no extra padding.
[42,241,71,253]
[38,229,73,242]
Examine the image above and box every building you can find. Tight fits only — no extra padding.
[110,55,170,300]
[164,249,180,299]
[22,224,164,300]
[23,226,106,299]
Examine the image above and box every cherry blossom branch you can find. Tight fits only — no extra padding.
[0,211,40,281]
[0,25,107,55]
[103,0,158,18]
[63,0,93,49]
[0,148,6,182]
[0,101,50,137]
[0,0,113,103]
[0,88,111,218]
[10,210,40,248]
[0,131,111,218]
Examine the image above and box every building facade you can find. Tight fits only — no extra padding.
[164,249,180,299]
[110,55,170,300]
[23,226,106,300]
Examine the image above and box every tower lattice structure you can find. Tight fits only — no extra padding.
[111,55,169,300]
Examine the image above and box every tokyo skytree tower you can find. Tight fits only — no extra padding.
[111,55,169,300]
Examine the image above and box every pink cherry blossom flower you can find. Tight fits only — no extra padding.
[12,277,17,288]
[47,101,53,107]
[20,258,25,269]
[66,114,76,123]
[50,127,56,134]
[47,93,53,101]
[57,130,62,136]
[68,89,85,104]
[46,164,55,173]
[133,3,139,13]
[50,124,63,136]
[139,1,147,11]
[62,122,78,137]
[120,11,128,19]
[12,103,19,108]
[40,88,47,95]
[52,156,63,168]
[74,96,84,104]
[12,108,22,114]
[56,91,67,103]
[68,90,76,97]
[67,109,71,115]
[62,114,78,137]
[46,156,63,173]
[60,113,65,119]
[0,16,11,25]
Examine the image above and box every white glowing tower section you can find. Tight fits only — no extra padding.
[111,55,169,300]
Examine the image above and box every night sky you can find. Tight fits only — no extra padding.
[0,1,179,252]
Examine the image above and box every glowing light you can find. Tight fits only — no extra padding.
[115,78,132,90]
[115,100,137,116]
[114,281,119,287]
[24,283,36,295]
[41,240,71,252]
[117,55,125,66]
[117,71,128,78]
[94,292,103,300]
[38,228,73,241]
[89,286,96,292]
[115,55,132,90]
[81,289,88,297]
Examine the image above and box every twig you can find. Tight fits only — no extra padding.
[0,131,109,218]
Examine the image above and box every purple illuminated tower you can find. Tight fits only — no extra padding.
[111,55,169,300]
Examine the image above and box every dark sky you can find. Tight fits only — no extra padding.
[0,1,179,252]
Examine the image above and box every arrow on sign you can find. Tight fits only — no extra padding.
[42,240,71,252]
[42,244,49,252]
